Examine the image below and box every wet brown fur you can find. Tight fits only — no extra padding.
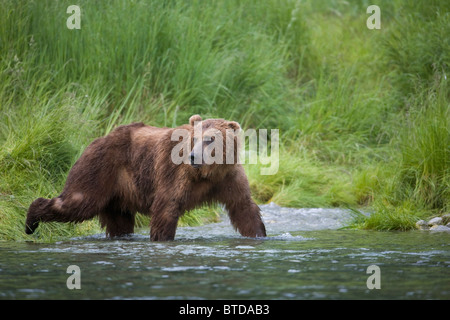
[25,115,266,240]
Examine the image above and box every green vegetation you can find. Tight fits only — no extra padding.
[0,0,448,241]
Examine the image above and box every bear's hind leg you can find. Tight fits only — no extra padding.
[25,195,100,234]
[25,198,50,234]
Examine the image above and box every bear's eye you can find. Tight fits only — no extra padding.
[205,136,215,144]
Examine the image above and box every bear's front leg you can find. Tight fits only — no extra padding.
[150,208,180,241]
[227,200,267,238]
[217,168,267,238]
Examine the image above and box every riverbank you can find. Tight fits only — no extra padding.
[0,0,449,241]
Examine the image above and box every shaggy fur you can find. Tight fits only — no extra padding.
[25,115,266,240]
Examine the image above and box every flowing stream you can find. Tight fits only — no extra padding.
[1,203,449,299]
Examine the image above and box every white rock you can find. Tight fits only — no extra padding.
[428,217,443,226]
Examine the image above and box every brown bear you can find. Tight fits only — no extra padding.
[25,115,266,241]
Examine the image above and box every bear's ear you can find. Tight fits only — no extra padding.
[189,115,202,126]
[227,121,241,131]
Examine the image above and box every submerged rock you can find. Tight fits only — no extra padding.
[429,225,450,232]
[416,220,429,230]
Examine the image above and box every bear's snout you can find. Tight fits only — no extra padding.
[189,151,202,168]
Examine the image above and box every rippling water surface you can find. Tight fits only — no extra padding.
[1,204,449,299]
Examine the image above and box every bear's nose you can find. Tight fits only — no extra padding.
[190,152,202,168]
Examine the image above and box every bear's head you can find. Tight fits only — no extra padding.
[188,115,241,170]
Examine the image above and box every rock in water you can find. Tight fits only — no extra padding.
[429,225,450,232]
[427,217,443,226]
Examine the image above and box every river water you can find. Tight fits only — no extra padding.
[0,203,449,299]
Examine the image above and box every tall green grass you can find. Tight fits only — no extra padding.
[350,1,450,230]
[355,80,449,230]
[0,0,448,241]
